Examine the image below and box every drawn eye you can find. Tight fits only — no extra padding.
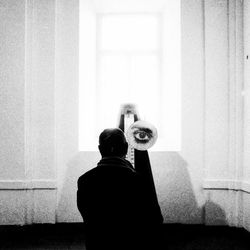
[126,120,157,151]
[133,130,152,144]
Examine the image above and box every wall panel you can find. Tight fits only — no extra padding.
[203,0,249,230]
[244,0,250,181]
[0,191,26,225]
[0,0,26,179]
[204,0,229,179]
[0,0,58,225]
[180,0,205,213]
[54,0,79,222]
[242,0,250,233]
[27,0,56,180]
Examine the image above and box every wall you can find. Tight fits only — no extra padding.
[0,0,250,230]
[243,0,250,232]
[203,0,250,231]
[0,0,58,225]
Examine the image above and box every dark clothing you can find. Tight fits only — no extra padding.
[77,156,163,250]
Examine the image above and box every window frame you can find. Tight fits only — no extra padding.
[79,0,181,151]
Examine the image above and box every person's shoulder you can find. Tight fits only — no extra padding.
[119,165,138,177]
[77,167,99,186]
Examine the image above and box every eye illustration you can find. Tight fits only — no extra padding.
[133,129,153,144]
[126,121,157,151]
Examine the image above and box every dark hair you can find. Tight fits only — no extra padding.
[98,128,128,157]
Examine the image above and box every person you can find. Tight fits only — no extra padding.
[77,128,163,250]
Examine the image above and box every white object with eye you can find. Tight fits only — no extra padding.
[126,120,158,151]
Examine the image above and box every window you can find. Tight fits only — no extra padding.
[79,0,181,151]
[96,14,161,131]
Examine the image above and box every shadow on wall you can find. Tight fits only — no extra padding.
[150,152,202,224]
[57,151,226,225]
[149,152,226,225]
[203,200,227,226]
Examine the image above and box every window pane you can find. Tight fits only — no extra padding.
[97,54,160,132]
[99,14,159,51]
[130,54,160,126]
[97,55,130,131]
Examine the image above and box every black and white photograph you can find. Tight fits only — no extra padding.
[0,0,250,249]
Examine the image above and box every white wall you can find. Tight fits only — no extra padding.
[0,0,26,181]
[203,0,250,230]
[243,0,250,232]
[0,0,58,225]
[1,0,250,230]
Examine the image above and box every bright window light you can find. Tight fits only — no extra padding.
[97,14,160,131]
[100,15,159,51]
[79,0,181,151]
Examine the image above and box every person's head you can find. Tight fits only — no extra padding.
[98,128,128,158]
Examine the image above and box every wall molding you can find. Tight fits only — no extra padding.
[0,179,57,190]
[203,0,244,182]
[203,179,250,193]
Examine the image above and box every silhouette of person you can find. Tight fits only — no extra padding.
[77,128,163,250]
